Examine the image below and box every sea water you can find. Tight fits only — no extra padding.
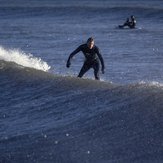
[0,0,163,162]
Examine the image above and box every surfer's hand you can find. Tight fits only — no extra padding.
[66,61,71,68]
[101,68,105,74]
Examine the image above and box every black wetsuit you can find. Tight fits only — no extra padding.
[67,44,105,80]
[119,18,136,29]
[129,19,136,28]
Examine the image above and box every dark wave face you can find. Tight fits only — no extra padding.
[0,60,163,163]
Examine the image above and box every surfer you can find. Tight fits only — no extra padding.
[66,37,105,80]
[129,15,136,28]
[119,15,136,29]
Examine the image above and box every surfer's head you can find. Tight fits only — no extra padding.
[87,37,94,49]
[131,15,135,19]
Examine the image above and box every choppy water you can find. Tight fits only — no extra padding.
[0,0,163,162]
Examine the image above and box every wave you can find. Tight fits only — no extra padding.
[0,61,163,163]
[0,46,50,71]
[1,5,163,15]
[0,4,163,24]
[0,0,163,9]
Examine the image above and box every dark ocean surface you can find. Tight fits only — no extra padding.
[0,0,163,162]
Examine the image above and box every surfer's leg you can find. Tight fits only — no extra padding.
[93,62,100,80]
[78,63,90,78]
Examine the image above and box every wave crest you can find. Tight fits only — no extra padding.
[0,46,50,71]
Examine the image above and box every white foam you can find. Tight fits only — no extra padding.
[0,46,50,72]
[139,80,163,87]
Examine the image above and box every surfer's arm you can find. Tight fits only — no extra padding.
[96,48,105,73]
[66,46,81,68]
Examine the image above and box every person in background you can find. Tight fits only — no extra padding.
[119,15,136,29]
[129,15,136,28]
